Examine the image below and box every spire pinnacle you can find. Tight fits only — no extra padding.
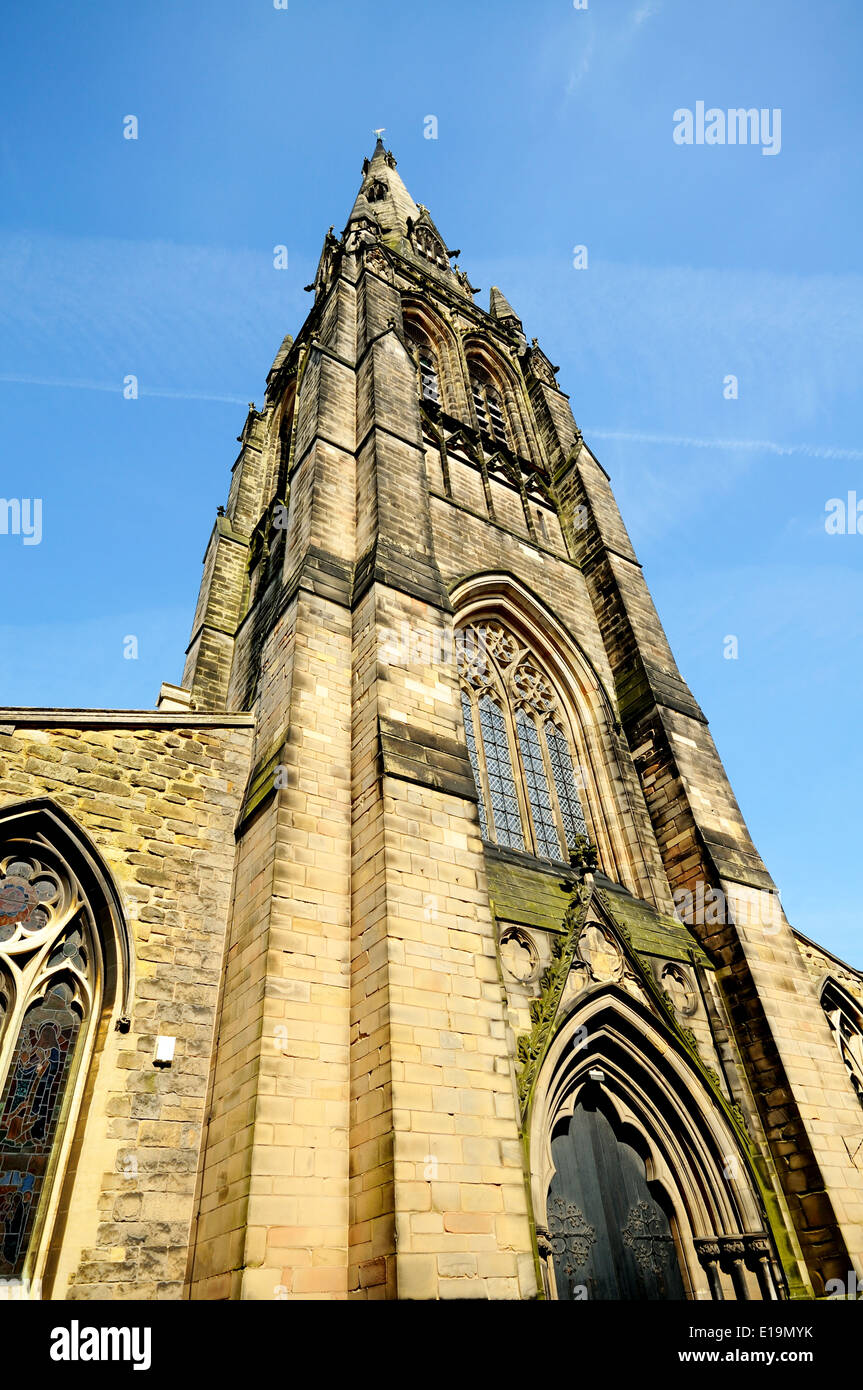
[344,139,472,297]
[489,286,520,324]
[346,136,419,237]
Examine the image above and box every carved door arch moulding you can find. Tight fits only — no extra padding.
[527,991,785,1302]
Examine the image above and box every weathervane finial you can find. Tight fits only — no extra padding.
[373,127,386,141]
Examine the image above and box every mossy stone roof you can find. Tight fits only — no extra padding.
[485,849,710,968]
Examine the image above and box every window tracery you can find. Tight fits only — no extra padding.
[457,619,591,863]
[0,845,99,1279]
[460,691,488,841]
[413,227,448,269]
[822,979,863,1103]
[515,712,559,859]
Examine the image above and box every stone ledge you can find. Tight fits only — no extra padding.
[378,715,477,802]
[0,708,256,728]
[354,538,452,612]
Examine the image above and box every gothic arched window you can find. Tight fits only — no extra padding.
[413,227,448,269]
[821,979,863,1104]
[469,368,509,447]
[458,620,590,863]
[0,814,112,1284]
[405,326,440,404]
[274,386,295,500]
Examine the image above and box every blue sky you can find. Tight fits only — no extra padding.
[0,0,861,959]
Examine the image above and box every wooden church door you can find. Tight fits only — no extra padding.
[547,1098,687,1300]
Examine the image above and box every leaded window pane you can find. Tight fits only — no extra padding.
[0,845,96,1279]
[461,691,489,839]
[406,328,440,404]
[0,982,81,1278]
[479,695,524,850]
[516,713,561,860]
[546,721,589,847]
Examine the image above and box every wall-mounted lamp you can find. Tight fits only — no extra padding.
[153,1036,176,1068]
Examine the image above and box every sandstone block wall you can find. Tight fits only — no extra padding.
[0,711,254,1299]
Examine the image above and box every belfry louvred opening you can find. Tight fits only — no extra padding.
[1,139,861,1305]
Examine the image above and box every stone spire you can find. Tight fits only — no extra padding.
[489,285,522,328]
[343,138,475,294]
[345,136,420,239]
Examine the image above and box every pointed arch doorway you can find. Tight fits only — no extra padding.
[530,989,785,1302]
[547,1089,686,1300]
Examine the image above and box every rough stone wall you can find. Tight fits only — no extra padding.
[0,712,254,1299]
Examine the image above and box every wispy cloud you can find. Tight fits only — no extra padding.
[474,253,863,436]
[566,35,596,93]
[0,372,247,405]
[0,231,312,404]
[585,427,863,462]
[632,2,661,27]
[565,0,661,94]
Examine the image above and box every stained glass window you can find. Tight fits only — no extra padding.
[461,691,489,839]
[517,713,562,860]
[0,847,95,1280]
[478,695,524,850]
[457,619,595,865]
[0,984,81,1278]
[546,720,589,847]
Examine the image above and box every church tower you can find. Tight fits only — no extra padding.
[2,140,863,1302]
[179,139,863,1301]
